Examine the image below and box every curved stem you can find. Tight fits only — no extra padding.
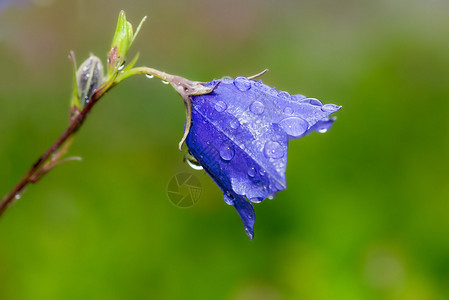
[0,77,111,217]
[0,65,213,217]
[115,67,175,84]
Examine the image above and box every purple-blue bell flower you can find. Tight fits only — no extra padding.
[184,76,341,239]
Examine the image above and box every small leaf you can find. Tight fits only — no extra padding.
[185,76,341,239]
[68,51,81,120]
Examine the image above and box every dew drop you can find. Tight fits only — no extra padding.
[247,167,256,178]
[279,117,309,137]
[283,106,293,115]
[292,94,307,101]
[250,198,263,203]
[234,77,251,91]
[145,74,154,79]
[118,63,125,71]
[214,101,227,112]
[322,103,340,112]
[219,145,235,161]
[317,127,328,133]
[161,80,169,85]
[224,191,234,205]
[301,98,322,106]
[220,76,234,84]
[230,119,240,129]
[250,101,265,115]
[259,169,266,176]
[186,157,204,170]
[263,141,284,159]
[277,91,291,100]
[245,227,254,240]
[13,187,27,201]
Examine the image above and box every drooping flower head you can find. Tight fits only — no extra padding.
[172,74,341,239]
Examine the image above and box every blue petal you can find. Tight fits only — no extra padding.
[186,76,341,238]
[224,192,255,239]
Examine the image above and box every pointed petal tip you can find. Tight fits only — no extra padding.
[321,103,342,113]
[245,226,254,240]
[228,193,256,240]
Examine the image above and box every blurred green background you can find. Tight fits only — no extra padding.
[1,0,449,299]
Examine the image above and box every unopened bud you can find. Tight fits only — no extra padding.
[76,55,104,107]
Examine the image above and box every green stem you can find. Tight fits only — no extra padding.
[0,73,117,217]
[115,66,175,84]
[0,65,212,217]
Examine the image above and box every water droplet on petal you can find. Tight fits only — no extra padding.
[283,107,293,115]
[250,101,265,115]
[277,91,291,100]
[219,145,235,161]
[300,98,322,106]
[250,198,263,203]
[224,191,235,205]
[247,167,256,177]
[145,74,154,79]
[292,94,307,101]
[234,77,251,91]
[264,141,284,159]
[214,101,227,112]
[245,226,254,240]
[322,103,340,112]
[259,169,266,176]
[221,76,234,84]
[161,80,169,85]
[230,119,240,129]
[317,127,328,133]
[279,117,309,137]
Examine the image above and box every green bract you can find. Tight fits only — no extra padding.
[107,10,146,75]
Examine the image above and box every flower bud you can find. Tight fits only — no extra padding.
[107,11,146,75]
[108,11,133,72]
[76,55,104,107]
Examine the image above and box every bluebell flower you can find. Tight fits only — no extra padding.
[174,75,341,239]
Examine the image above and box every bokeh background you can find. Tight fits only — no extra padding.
[1,0,449,299]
